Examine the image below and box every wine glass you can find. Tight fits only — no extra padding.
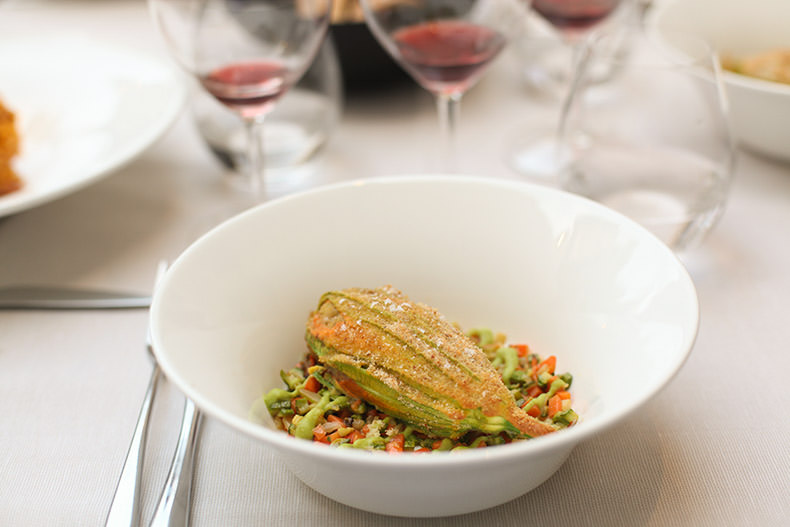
[149,0,332,199]
[557,27,735,252]
[358,0,530,172]
[533,0,622,39]
[508,0,628,179]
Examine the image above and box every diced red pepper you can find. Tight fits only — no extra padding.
[303,375,320,393]
[538,355,557,374]
[527,385,543,398]
[386,433,405,453]
[347,429,364,443]
[312,424,329,444]
[548,394,565,418]
[513,344,530,357]
[521,398,540,417]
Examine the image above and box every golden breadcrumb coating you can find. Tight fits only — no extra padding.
[0,99,22,196]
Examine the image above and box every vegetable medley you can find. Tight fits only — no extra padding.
[262,328,578,453]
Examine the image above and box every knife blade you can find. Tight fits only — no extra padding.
[0,285,152,309]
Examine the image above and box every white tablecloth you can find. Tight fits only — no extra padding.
[2,1,789,525]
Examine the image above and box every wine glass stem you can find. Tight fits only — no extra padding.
[436,92,462,173]
[244,118,266,200]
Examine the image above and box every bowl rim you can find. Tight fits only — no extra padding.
[721,70,790,96]
[151,174,699,467]
[648,0,790,96]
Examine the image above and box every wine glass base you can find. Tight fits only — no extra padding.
[222,156,324,200]
[507,135,569,185]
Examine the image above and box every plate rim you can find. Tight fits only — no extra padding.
[0,31,187,218]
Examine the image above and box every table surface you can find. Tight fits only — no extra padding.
[2,2,789,526]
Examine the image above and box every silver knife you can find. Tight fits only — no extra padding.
[0,286,151,309]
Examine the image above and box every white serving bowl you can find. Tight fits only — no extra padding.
[651,0,790,162]
[150,176,699,517]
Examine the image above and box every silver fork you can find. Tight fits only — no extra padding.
[104,261,203,527]
[149,398,202,527]
[105,261,168,527]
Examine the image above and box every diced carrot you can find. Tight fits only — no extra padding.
[347,430,364,443]
[303,376,320,393]
[525,403,541,418]
[556,390,571,400]
[527,385,543,398]
[538,355,557,374]
[513,344,529,357]
[361,424,370,435]
[312,424,329,444]
[548,394,563,418]
[326,414,344,424]
[432,439,444,450]
[386,433,405,453]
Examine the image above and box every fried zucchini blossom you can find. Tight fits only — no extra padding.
[305,286,555,439]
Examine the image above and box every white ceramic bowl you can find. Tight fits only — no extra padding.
[651,0,790,162]
[150,176,699,517]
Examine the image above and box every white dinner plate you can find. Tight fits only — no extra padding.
[0,32,187,218]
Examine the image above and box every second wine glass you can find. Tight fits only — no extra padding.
[149,0,332,199]
[359,0,529,172]
[508,0,627,180]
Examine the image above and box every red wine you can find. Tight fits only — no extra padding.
[532,0,621,30]
[393,20,505,94]
[201,61,291,119]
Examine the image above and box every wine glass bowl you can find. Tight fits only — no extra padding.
[149,0,332,196]
[358,0,529,170]
[532,0,622,36]
[191,38,342,186]
[558,28,735,252]
[368,10,509,97]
